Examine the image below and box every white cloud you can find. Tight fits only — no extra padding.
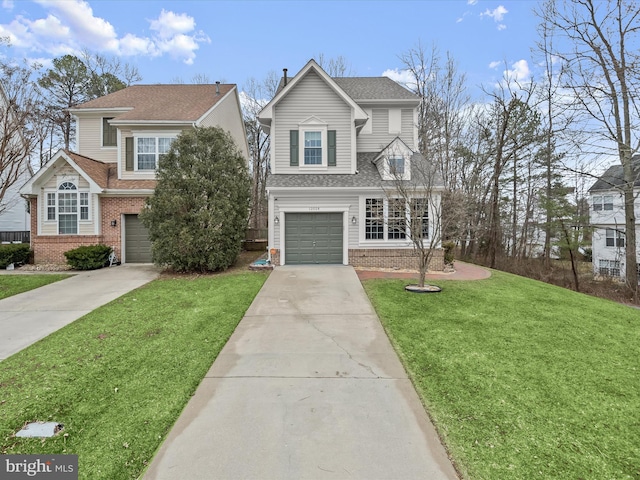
[481,5,509,29]
[381,68,415,88]
[504,59,531,83]
[0,1,209,65]
[481,5,508,22]
[150,10,195,39]
[489,60,501,69]
[467,0,478,5]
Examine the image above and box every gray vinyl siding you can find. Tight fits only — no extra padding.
[272,193,359,249]
[357,108,416,152]
[274,71,352,174]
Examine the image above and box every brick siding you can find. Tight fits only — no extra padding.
[30,196,148,264]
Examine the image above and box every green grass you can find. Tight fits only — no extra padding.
[0,271,268,480]
[363,271,640,480]
[0,274,71,300]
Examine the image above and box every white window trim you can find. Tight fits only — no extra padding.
[43,175,92,234]
[358,196,413,247]
[133,134,177,172]
[299,125,328,169]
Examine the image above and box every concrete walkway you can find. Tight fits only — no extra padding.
[144,266,458,480]
[0,264,159,360]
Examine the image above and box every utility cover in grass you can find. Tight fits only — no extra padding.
[405,284,442,293]
[16,422,63,437]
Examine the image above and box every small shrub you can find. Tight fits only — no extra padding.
[0,243,32,268]
[64,244,112,270]
[443,241,456,266]
[582,247,593,262]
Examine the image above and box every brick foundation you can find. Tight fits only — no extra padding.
[30,196,148,264]
[269,246,444,271]
[349,248,444,271]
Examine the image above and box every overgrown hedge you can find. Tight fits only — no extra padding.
[64,244,112,270]
[0,243,31,269]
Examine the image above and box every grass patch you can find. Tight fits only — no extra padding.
[0,274,71,300]
[364,271,640,480]
[0,271,267,480]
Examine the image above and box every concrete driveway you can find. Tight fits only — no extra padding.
[0,264,159,360]
[143,266,458,480]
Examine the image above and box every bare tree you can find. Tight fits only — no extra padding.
[537,0,640,292]
[0,59,40,214]
[316,54,354,77]
[242,71,278,229]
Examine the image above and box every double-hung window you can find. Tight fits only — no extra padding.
[365,198,384,240]
[364,197,428,241]
[102,118,117,147]
[136,137,174,170]
[57,182,78,235]
[593,195,613,211]
[605,228,625,247]
[411,198,429,239]
[304,131,322,165]
[387,199,407,239]
[599,259,621,277]
[388,157,405,176]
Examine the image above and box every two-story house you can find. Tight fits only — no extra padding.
[258,59,443,269]
[20,83,248,264]
[589,155,640,280]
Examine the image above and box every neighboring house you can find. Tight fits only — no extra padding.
[0,82,32,242]
[258,59,443,268]
[20,83,248,264]
[588,155,640,280]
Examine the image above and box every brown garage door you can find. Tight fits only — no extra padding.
[124,214,152,263]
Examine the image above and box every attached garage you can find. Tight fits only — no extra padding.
[124,214,152,263]
[284,212,344,265]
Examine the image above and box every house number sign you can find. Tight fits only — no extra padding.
[308,207,320,211]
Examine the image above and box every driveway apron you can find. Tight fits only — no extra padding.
[0,265,159,360]
[144,265,458,480]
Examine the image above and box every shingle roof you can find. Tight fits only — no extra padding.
[67,151,156,190]
[332,77,418,101]
[267,153,442,189]
[589,155,640,191]
[71,84,235,122]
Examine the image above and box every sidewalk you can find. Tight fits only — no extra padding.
[143,265,458,480]
[0,264,159,360]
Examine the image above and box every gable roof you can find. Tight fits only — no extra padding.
[20,150,156,196]
[69,84,236,124]
[589,155,640,191]
[258,59,368,131]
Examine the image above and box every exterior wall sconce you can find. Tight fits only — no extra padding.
[274,216,279,225]
[110,219,117,227]
[351,216,357,225]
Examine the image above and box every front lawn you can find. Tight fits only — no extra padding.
[0,274,71,300]
[0,271,267,480]
[364,271,640,480]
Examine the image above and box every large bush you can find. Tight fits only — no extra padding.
[0,243,31,268]
[64,244,112,270]
[140,126,251,272]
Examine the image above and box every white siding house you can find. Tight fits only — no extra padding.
[589,157,640,280]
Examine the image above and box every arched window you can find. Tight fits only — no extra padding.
[57,182,78,234]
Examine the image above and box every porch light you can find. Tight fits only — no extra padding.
[274,216,279,225]
[110,219,117,227]
[351,216,357,225]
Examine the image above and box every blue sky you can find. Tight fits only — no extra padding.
[1,0,541,97]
